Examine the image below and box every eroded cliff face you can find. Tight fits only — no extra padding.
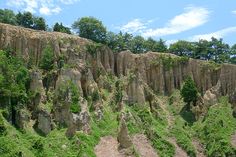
[0,23,236,133]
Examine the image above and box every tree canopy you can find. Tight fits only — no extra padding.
[0,9,46,31]
[180,76,198,107]
[0,50,29,106]
[72,17,107,43]
[53,22,71,34]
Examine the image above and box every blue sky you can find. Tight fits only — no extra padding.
[1,0,236,45]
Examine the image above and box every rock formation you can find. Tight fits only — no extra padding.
[0,23,236,135]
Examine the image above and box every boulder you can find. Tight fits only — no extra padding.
[36,109,52,135]
[117,116,133,149]
[15,108,30,130]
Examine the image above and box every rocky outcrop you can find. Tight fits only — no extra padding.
[117,115,133,149]
[0,23,236,128]
[15,108,30,129]
[29,70,46,109]
[35,109,52,135]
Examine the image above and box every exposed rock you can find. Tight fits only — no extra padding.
[36,109,52,135]
[29,70,46,109]
[1,23,236,104]
[15,108,30,129]
[95,136,125,157]
[65,98,91,137]
[117,117,133,149]
[65,123,77,138]
[132,134,159,157]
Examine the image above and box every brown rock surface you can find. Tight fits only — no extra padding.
[132,134,159,157]
[1,22,236,112]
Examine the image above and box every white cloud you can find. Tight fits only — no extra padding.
[7,0,79,15]
[39,6,62,15]
[119,19,147,34]
[232,10,236,15]
[60,0,79,4]
[118,18,155,34]
[191,27,236,41]
[142,6,210,38]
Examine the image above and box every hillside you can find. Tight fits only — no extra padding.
[0,23,236,157]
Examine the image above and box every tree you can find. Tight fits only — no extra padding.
[129,35,146,53]
[0,50,29,106]
[53,22,71,34]
[0,9,17,25]
[145,38,167,52]
[180,77,198,109]
[33,17,46,31]
[210,37,230,63]
[229,44,236,64]
[72,17,107,43]
[39,45,54,71]
[106,31,133,52]
[169,40,194,57]
[193,38,230,63]
[16,12,34,28]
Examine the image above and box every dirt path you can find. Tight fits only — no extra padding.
[168,138,188,157]
[95,136,124,157]
[132,134,159,157]
[192,139,206,157]
[231,133,236,148]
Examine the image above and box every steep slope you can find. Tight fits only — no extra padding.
[0,23,236,157]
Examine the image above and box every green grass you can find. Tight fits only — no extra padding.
[171,116,196,157]
[125,105,175,157]
[0,98,119,157]
[192,97,236,156]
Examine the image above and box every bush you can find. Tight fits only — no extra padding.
[180,76,198,107]
[86,43,102,58]
[70,81,81,113]
[193,97,236,156]
[0,113,6,135]
[39,45,54,71]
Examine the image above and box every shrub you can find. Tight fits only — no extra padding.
[180,76,198,107]
[39,45,54,71]
[86,43,102,58]
[0,113,6,135]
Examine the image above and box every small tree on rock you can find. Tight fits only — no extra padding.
[39,45,54,71]
[181,76,198,110]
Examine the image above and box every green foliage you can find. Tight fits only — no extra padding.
[193,97,236,156]
[151,55,189,70]
[55,80,81,113]
[169,40,194,56]
[200,60,221,72]
[53,22,71,34]
[129,35,146,53]
[0,9,17,25]
[172,117,196,157]
[0,112,6,135]
[39,45,54,71]
[86,43,103,58]
[91,90,100,102]
[150,133,175,157]
[16,12,46,31]
[33,17,46,31]
[77,105,118,157]
[72,17,107,43]
[180,77,198,106]
[126,105,175,157]
[145,38,167,52]
[70,82,81,113]
[0,50,30,105]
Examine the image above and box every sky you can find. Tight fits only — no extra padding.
[1,0,236,45]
